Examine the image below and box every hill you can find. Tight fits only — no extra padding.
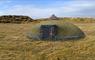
[36,17,95,23]
[0,15,33,23]
[0,19,95,60]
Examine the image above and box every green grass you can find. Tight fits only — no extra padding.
[0,20,95,60]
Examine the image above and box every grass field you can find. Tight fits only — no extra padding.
[0,20,95,60]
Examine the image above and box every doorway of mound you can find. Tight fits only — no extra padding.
[40,25,58,40]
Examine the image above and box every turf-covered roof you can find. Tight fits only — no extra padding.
[29,20,85,40]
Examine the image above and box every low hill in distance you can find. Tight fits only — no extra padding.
[0,15,33,23]
[36,17,95,23]
[0,15,95,23]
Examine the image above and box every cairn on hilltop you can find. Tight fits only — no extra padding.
[49,14,59,20]
[0,15,33,23]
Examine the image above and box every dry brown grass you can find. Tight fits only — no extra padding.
[0,20,95,60]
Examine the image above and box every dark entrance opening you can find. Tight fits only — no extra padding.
[40,25,58,40]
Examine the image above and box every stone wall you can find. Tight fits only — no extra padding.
[0,15,33,23]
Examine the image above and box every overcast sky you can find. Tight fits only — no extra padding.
[0,0,95,18]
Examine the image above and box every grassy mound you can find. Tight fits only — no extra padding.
[30,20,85,40]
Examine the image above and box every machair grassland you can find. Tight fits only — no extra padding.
[0,19,95,60]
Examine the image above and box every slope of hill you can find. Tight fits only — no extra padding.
[0,20,95,60]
